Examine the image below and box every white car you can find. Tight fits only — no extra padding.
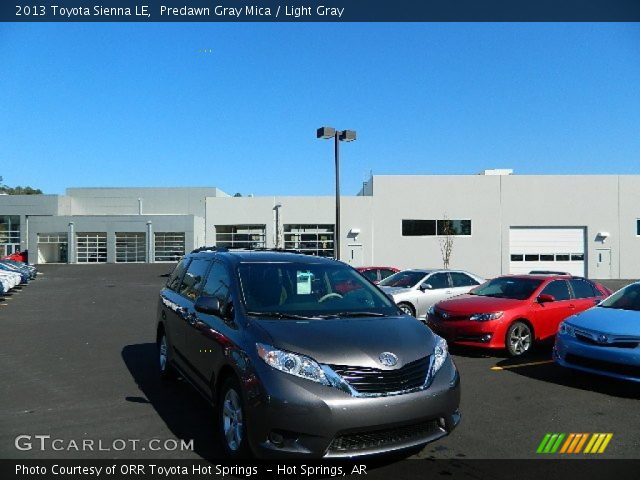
[379,269,485,319]
[0,270,21,292]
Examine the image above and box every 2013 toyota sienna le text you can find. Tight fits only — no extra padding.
[156,249,461,458]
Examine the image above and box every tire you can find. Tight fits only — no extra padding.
[218,377,250,458]
[398,302,416,317]
[506,321,533,357]
[158,331,176,381]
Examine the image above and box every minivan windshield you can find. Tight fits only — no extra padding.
[471,277,543,300]
[599,283,640,312]
[238,262,398,318]
[379,270,427,288]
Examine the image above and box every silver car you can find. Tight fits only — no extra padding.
[380,269,485,319]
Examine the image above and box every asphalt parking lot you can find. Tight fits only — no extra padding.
[1,265,638,460]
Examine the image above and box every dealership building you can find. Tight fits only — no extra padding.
[1,171,639,279]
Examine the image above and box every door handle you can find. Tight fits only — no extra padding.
[446,290,452,294]
[568,304,576,309]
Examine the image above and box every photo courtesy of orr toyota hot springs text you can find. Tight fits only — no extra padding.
[1,2,640,480]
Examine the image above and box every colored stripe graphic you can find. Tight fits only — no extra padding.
[538,433,613,454]
[537,433,565,453]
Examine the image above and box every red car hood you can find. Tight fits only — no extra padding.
[436,294,526,314]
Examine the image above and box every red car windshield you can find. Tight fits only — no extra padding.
[471,277,543,300]
[600,283,640,312]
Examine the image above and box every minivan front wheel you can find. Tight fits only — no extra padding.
[218,377,249,457]
[506,321,532,356]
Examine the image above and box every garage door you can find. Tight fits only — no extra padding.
[509,228,585,276]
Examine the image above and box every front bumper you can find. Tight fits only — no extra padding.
[427,316,507,349]
[554,332,640,383]
[245,357,461,458]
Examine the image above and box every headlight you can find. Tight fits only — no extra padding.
[425,334,449,386]
[559,322,576,337]
[427,305,435,317]
[256,343,329,385]
[469,311,503,322]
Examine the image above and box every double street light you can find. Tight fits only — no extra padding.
[316,127,357,261]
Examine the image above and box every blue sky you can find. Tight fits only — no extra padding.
[1,23,639,196]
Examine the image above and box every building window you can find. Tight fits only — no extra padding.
[154,232,185,262]
[0,216,20,255]
[402,220,436,236]
[116,232,146,263]
[76,233,107,263]
[284,224,334,257]
[510,254,524,261]
[402,219,471,236]
[37,233,68,263]
[215,225,266,249]
[437,219,472,236]
[637,219,640,236]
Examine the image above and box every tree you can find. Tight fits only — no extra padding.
[0,176,43,195]
[438,216,455,270]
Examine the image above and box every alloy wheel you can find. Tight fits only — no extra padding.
[159,335,168,372]
[509,324,531,355]
[222,389,244,451]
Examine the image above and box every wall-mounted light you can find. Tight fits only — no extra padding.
[597,231,610,243]
[348,228,361,239]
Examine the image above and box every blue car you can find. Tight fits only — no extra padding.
[554,282,640,383]
[0,262,29,284]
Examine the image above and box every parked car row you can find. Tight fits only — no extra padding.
[155,249,635,460]
[0,255,37,296]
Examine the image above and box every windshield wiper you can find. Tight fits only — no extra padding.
[247,311,322,320]
[320,311,388,318]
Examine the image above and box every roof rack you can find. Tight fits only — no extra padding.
[190,246,312,255]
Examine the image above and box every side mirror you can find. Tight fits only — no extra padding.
[420,283,433,291]
[194,296,221,315]
[537,294,556,304]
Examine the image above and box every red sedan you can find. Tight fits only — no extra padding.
[427,275,611,356]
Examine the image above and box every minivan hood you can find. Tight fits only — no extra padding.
[567,307,640,336]
[437,294,525,314]
[251,315,435,369]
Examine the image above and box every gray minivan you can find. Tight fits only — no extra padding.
[157,248,461,458]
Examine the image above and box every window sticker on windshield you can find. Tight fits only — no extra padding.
[297,271,312,295]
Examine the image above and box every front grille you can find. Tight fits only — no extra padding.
[575,332,639,349]
[433,308,468,321]
[328,420,441,453]
[330,356,430,394]
[565,353,640,378]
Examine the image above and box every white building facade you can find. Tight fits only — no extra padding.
[1,173,638,280]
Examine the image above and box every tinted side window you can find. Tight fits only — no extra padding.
[379,269,396,280]
[541,280,571,301]
[427,272,450,289]
[179,258,211,300]
[202,262,232,306]
[167,258,190,291]
[450,272,479,287]
[361,270,378,282]
[570,279,598,299]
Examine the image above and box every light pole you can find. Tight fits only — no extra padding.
[316,127,357,261]
[273,203,282,249]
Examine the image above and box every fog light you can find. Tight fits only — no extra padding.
[269,431,284,447]
[481,334,492,343]
[438,417,446,429]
